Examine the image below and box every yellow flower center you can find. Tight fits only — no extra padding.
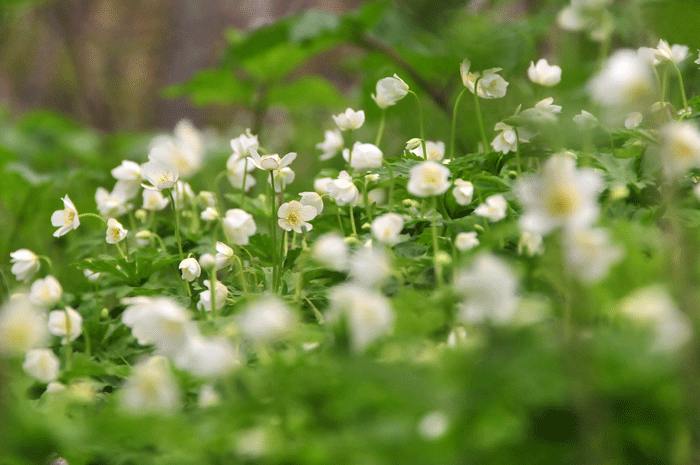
[63,209,75,226]
[110,228,122,243]
[286,211,300,226]
[670,140,694,160]
[547,188,580,217]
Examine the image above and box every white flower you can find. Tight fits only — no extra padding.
[199,253,216,270]
[371,213,404,246]
[105,218,127,244]
[0,294,47,355]
[299,191,324,215]
[418,411,449,440]
[201,206,219,221]
[198,280,229,312]
[214,242,234,270]
[317,129,344,161]
[312,233,349,271]
[327,171,360,206]
[230,128,259,159]
[474,194,508,222]
[557,0,614,42]
[518,231,544,256]
[517,155,604,235]
[625,112,643,129]
[248,149,296,171]
[654,39,689,65]
[95,185,131,218]
[141,159,179,191]
[226,155,256,192]
[148,120,203,178]
[45,381,66,394]
[142,189,170,211]
[349,247,391,288]
[454,254,518,325]
[563,228,622,283]
[588,49,655,110]
[278,200,318,233]
[178,257,201,282]
[29,275,62,307]
[10,249,40,283]
[23,349,60,383]
[452,179,474,206]
[659,121,700,178]
[534,97,562,118]
[407,161,451,197]
[270,166,295,193]
[455,232,479,251]
[460,60,508,99]
[410,141,446,161]
[343,142,383,171]
[372,74,409,109]
[121,296,194,357]
[527,59,562,86]
[333,108,365,131]
[51,195,80,237]
[198,385,221,407]
[84,269,101,281]
[314,176,334,195]
[172,180,195,208]
[238,297,297,342]
[120,356,180,415]
[174,335,240,377]
[328,284,394,353]
[573,110,599,130]
[222,209,257,246]
[111,160,142,183]
[48,307,83,344]
[491,123,518,154]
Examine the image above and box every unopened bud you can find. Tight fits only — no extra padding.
[406,138,422,150]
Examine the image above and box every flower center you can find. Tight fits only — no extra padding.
[671,140,694,160]
[286,212,300,226]
[64,209,75,226]
[547,188,580,217]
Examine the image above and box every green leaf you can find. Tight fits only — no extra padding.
[267,76,345,109]
[161,68,254,106]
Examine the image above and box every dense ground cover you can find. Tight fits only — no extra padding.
[3,0,700,464]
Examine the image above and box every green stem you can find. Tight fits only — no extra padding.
[473,78,489,152]
[349,204,358,238]
[269,171,279,293]
[363,178,373,223]
[78,212,108,226]
[513,127,522,177]
[671,61,689,111]
[431,197,444,289]
[375,109,386,147]
[336,206,346,236]
[240,158,249,208]
[382,159,395,211]
[166,189,184,260]
[38,255,54,273]
[409,91,427,158]
[661,68,669,118]
[450,88,469,161]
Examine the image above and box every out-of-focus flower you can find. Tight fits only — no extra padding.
[111,160,142,183]
[563,227,622,283]
[588,49,656,111]
[407,161,451,197]
[625,112,643,129]
[455,232,479,251]
[201,206,219,221]
[474,194,508,222]
[372,74,409,109]
[48,307,83,344]
[278,200,318,233]
[518,231,544,256]
[227,156,256,192]
[214,242,234,270]
[222,209,257,246]
[121,297,194,357]
[659,121,700,178]
[557,0,614,42]
[141,159,179,191]
[314,176,334,195]
[29,275,62,308]
[410,141,446,161]
[333,108,365,131]
[142,189,169,211]
[653,39,689,65]
[95,184,131,218]
[452,179,474,206]
[573,110,599,130]
[517,155,603,235]
[84,269,101,282]
[317,129,344,161]
[10,249,40,283]
[0,295,47,355]
[349,247,391,288]
[175,335,240,377]
[299,192,324,215]
[418,411,449,440]
[371,213,404,246]
[148,120,203,178]
[238,297,297,342]
[23,348,59,383]
[270,167,295,193]
[312,233,349,271]
[248,149,296,172]
[343,142,383,171]
[198,280,228,312]
[121,355,180,415]
[198,385,221,407]
[230,129,259,159]
[328,283,394,353]
[327,171,360,206]
[460,60,508,99]
[106,218,127,244]
[454,254,518,325]
[51,195,80,238]
[528,59,562,86]
[179,257,201,282]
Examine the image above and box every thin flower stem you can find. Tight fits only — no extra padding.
[64,306,73,370]
[431,196,444,289]
[363,178,373,223]
[450,87,469,161]
[661,68,669,118]
[349,204,358,238]
[83,326,91,357]
[473,78,489,152]
[375,109,386,147]
[409,91,427,157]
[335,206,346,236]
[233,255,249,295]
[240,158,249,208]
[38,255,54,273]
[115,242,127,260]
[513,127,522,177]
[269,171,279,293]
[214,170,228,210]
[78,212,108,226]
[166,189,184,260]
[671,61,689,111]
[382,159,395,211]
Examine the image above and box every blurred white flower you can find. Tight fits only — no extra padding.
[178,257,201,282]
[557,0,614,42]
[563,228,622,283]
[83,269,101,282]
[10,249,40,283]
[653,39,689,65]
[454,254,518,325]
[142,189,169,211]
[141,159,179,191]
[223,209,257,246]
[349,247,391,288]
[518,231,544,256]
[270,166,295,193]
[48,307,83,344]
[214,242,234,270]
[226,155,256,192]
[372,74,409,109]
[418,411,449,440]
[317,129,344,161]
[0,294,47,355]
[106,218,127,244]
[29,275,62,308]
[625,112,643,129]
[121,296,194,357]
[327,171,360,206]
[371,213,404,246]
[248,149,296,172]
[201,206,219,221]
[299,191,324,215]
[23,348,59,383]
[312,233,349,271]
[175,335,240,377]
[278,200,318,233]
[407,160,451,197]
[198,385,221,407]
[230,128,259,159]
[111,160,142,183]
[121,356,180,415]
[198,280,228,312]
[333,108,365,131]
[238,297,297,342]
[343,142,383,171]
[455,232,479,251]
[588,49,655,111]
[527,59,562,86]
[460,60,508,99]
[314,176,334,195]
[573,110,599,130]
[474,194,507,222]
[517,155,603,235]
[452,179,474,206]
[410,141,446,161]
[659,121,700,178]
[328,283,394,353]
[148,120,203,178]
[51,195,80,238]
[95,185,131,218]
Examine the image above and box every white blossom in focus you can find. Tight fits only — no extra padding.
[327,171,360,206]
[95,185,131,218]
[141,159,179,191]
[178,257,201,282]
[491,123,518,154]
[23,348,59,383]
[48,307,83,344]
[222,209,257,246]
[460,60,508,99]
[230,129,259,159]
[10,249,40,283]
[278,200,318,233]
[106,218,127,244]
[653,39,689,65]
[270,167,295,193]
[51,195,80,238]
[410,141,446,161]
[299,191,324,215]
[214,242,234,270]
[314,176,334,195]
[527,59,562,86]
[333,108,365,131]
[372,74,409,109]
[248,149,296,172]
